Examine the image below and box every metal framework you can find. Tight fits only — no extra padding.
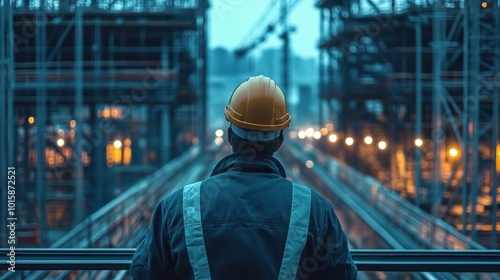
[0,0,16,249]
[430,0,499,248]
[0,0,207,247]
[317,0,499,248]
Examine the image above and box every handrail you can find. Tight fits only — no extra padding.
[52,145,200,248]
[1,249,499,272]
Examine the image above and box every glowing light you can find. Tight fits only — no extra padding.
[415,138,423,147]
[214,137,224,146]
[320,128,328,136]
[28,116,35,124]
[298,131,306,139]
[102,107,110,119]
[123,146,132,166]
[70,120,76,128]
[364,136,373,145]
[289,131,298,139]
[345,137,354,146]
[482,2,487,8]
[305,160,314,169]
[56,138,65,147]
[124,138,132,146]
[215,129,224,137]
[113,145,122,165]
[305,128,314,138]
[113,140,122,149]
[57,129,64,136]
[111,107,121,119]
[497,144,500,172]
[378,141,387,150]
[328,134,337,143]
[449,148,458,157]
[326,123,333,131]
[313,131,321,139]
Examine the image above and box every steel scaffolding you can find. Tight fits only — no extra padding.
[317,0,499,248]
[0,0,208,246]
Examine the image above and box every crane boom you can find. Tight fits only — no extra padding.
[234,0,302,58]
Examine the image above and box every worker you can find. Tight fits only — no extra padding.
[130,75,357,279]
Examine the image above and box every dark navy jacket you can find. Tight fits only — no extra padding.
[130,153,357,279]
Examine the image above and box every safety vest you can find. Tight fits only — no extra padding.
[182,182,312,280]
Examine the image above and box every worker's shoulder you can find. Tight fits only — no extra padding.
[292,182,334,212]
[159,181,203,207]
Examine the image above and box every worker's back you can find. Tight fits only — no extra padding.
[130,153,357,279]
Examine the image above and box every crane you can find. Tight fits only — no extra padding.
[234,0,302,93]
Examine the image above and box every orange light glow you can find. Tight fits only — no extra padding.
[449,148,458,157]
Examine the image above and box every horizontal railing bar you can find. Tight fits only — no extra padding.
[1,249,500,272]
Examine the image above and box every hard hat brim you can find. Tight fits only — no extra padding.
[224,106,291,131]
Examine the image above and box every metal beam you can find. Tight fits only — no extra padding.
[431,0,445,219]
[0,248,499,272]
[35,7,47,246]
[74,6,84,226]
[414,17,422,208]
[198,0,207,148]
[0,0,7,249]
[489,0,499,250]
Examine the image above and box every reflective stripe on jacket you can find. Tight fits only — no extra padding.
[130,153,357,280]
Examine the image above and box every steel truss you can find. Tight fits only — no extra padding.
[318,0,499,248]
[1,0,207,246]
[431,0,499,248]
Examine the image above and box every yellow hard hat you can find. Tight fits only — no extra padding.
[224,75,291,131]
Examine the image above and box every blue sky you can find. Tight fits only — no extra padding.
[208,0,320,59]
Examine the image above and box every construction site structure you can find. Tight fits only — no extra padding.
[317,0,499,248]
[0,0,208,247]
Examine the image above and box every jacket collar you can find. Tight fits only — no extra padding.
[211,153,287,178]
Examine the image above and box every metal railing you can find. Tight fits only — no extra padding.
[1,248,499,272]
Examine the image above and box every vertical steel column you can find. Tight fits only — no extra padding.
[281,0,290,95]
[318,7,325,127]
[36,6,47,246]
[491,0,500,249]
[431,0,444,219]
[74,8,85,226]
[414,18,422,208]
[326,11,335,127]
[492,74,499,248]
[328,6,334,128]
[469,0,480,242]
[0,0,7,248]
[161,36,170,162]
[93,17,105,210]
[199,0,207,147]
[461,0,469,236]
[7,0,15,170]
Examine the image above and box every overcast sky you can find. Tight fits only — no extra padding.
[208,0,320,59]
